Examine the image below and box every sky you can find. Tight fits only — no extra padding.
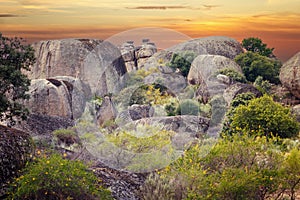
[0,0,300,61]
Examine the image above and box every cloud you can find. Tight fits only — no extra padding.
[126,6,187,10]
[202,4,220,10]
[0,14,21,17]
[126,4,220,10]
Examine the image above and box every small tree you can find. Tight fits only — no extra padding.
[235,51,281,84]
[0,33,35,125]
[242,37,274,57]
[229,95,299,138]
[169,51,196,77]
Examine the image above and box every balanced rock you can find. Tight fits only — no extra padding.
[280,52,300,99]
[120,40,157,71]
[29,39,127,96]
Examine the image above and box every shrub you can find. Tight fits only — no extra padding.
[148,135,286,200]
[235,51,281,83]
[107,126,175,153]
[217,68,247,83]
[228,95,299,138]
[164,98,179,116]
[8,154,112,200]
[168,51,196,77]
[176,99,200,116]
[221,92,256,136]
[52,129,80,146]
[254,76,272,94]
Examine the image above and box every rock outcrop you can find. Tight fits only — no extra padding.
[280,52,300,99]
[143,36,243,70]
[188,55,243,102]
[26,76,91,119]
[0,125,34,198]
[15,113,74,143]
[93,162,147,200]
[120,39,157,71]
[29,39,127,96]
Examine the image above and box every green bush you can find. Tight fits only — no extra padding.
[217,68,247,83]
[8,154,112,200]
[228,95,299,138]
[168,51,196,77]
[254,76,272,94]
[175,99,200,116]
[235,51,281,83]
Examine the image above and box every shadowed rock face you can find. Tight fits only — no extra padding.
[29,39,127,96]
[280,52,300,99]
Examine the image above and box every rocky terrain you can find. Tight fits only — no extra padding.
[3,36,300,199]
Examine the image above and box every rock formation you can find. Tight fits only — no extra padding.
[29,39,127,96]
[223,83,262,106]
[280,52,300,99]
[188,55,243,102]
[143,36,243,70]
[120,39,157,71]
[25,76,91,120]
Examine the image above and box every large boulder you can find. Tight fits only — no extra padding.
[188,55,243,102]
[116,104,154,125]
[29,39,127,95]
[144,36,243,70]
[292,104,300,123]
[280,52,300,99]
[27,79,73,118]
[0,125,34,197]
[223,83,262,106]
[26,77,91,119]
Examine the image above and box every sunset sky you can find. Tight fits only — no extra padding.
[1,0,300,61]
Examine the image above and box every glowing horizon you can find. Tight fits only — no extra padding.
[1,0,300,61]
